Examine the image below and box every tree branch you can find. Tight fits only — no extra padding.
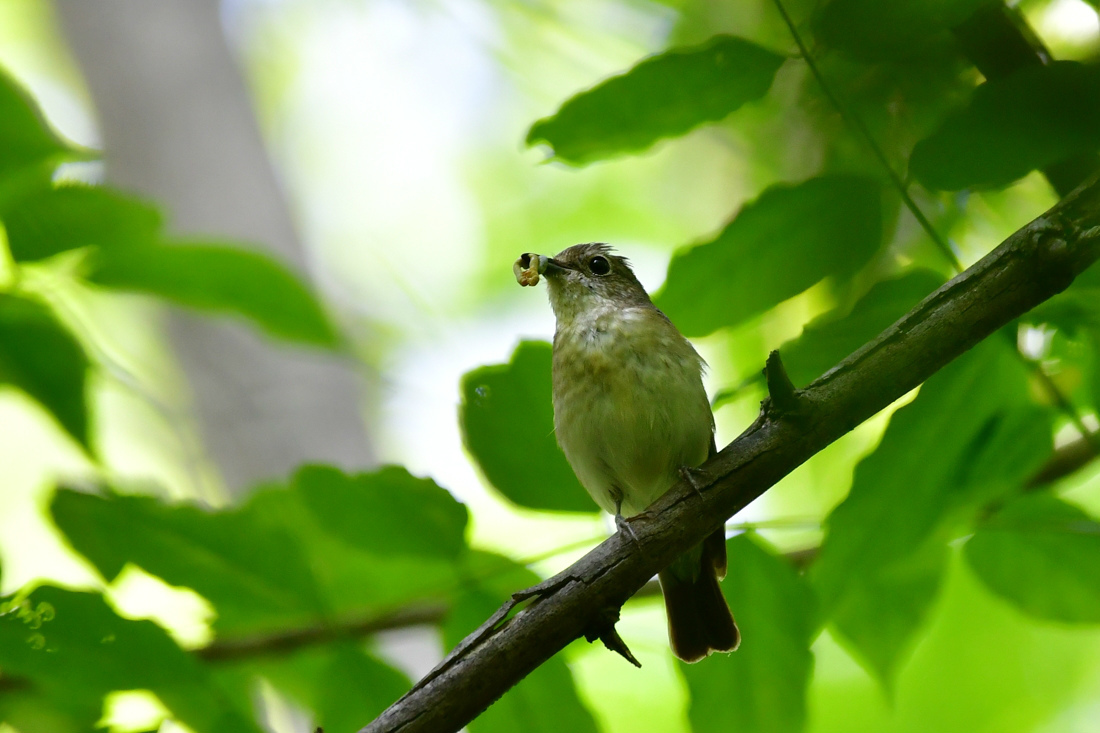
[360,176,1100,732]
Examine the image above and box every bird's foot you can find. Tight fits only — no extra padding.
[614,512,642,546]
[679,464,712,497]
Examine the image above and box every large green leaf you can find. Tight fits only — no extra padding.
[526,35,785,165]
[0,185,161,263]
[459,340,594,513]
[226,642,410,733]
[312,645,411,733]
[780,269,947,387]
[681,534,816,733]
[443,552,599,733]
[910,62,1100,191]
[51,488,328,634]
[293,464,468,560]
[86,241,339,347]
[0,68,78,182]
[813,339,1053,682]
[0,294,90,448]
[242,485,462,627]
[966,493,1100,624]
[0,586,262,733]
[655,175,883,337]
[51,468,470,637]
[1025,262,1100,334]
[814,0,989,61]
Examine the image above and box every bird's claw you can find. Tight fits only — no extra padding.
[679,465,711,497]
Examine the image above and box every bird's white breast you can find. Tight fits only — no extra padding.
[552,305,714,516]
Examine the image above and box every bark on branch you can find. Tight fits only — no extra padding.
[361,175,1100,733]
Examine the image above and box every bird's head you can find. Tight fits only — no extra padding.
[516,243,653,324]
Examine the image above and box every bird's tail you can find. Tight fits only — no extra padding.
[658,529,739,663]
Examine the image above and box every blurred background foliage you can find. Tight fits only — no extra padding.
[1,0,1100,732]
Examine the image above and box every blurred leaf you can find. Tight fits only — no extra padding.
[814,0,988,61]
[86,241,339,347]
[443,552,599,733]
[0,185,161,263]
[0,184,336,347]
[0,586,262,733]
[0,68,79,182]
[52,468,469,636]
[813,339,1053,682]
[460,340,594,513]
[242,486,461,627]
[232,642,410,733]
[780,269,947,387]
[910,62,1100,191]
[0,294,90,448]
[312,644,410,733]
[1026,264,1100,334]
[966,493,1100,624]
[527,35,785,165]
[51,487,329,634]
[293,464,468,560]
[681,534,816,733]
[655,176,883,337]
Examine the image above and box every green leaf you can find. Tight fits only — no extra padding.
[86,241,339,347]
[910,62,1100,191]
[0,68,78,182]
[242,485,462,625]
[50,488,329,634]
[526,35,785,165]
[443,552,599,733]
[813,339,1053,682]
[459,341,594,513]
[51,470,468,636]
[1026,263,1100,334]
[681,534,816,733]
[312,644,411,733]
[814,0,989,61]
[780,269,947,387]
[655,176,883,337]
[0,294,90,448]
[293,464,469,560]
[232,642,410,733]
[966,493,1100,624]
[0,586,263,733]
[0,184,161,263]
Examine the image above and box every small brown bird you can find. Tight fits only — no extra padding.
[516,243,739,662]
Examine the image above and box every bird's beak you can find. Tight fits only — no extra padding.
[515,252,571,287]
[522,253,571,275]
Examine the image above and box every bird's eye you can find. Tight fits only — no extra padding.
[589,256,611,276]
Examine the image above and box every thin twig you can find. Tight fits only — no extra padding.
[768,0,963,272]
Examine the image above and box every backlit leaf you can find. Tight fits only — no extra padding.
[0,586,262,733]
[813,339,1053,682]
[780,269,947,387]
[459,341,594,513]
[682,534,816,733]
[0,294,90,448]
[293,464,468,560]
[86,241,339,347]
[966,493,1100,624]
[656,175,883,337]
[527,35,785,165]
[911,62,1100,191]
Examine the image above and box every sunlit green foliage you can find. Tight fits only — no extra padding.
[3,0,1100,732]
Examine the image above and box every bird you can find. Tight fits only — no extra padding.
[515,242,739,662]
